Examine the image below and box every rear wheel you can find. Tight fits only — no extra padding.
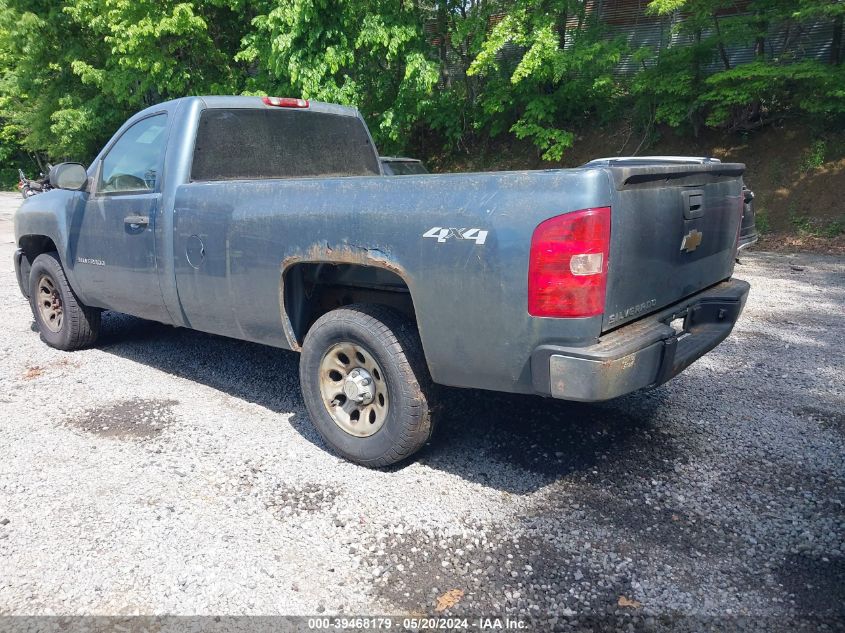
[29,252,100,350]
[299,304,434,467]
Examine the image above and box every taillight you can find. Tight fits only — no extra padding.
[262,96,309,108]
[528,207,611,318]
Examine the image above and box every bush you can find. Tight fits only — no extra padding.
[0,167,20,191]
[801,139,827,173]
[701,61,845,131]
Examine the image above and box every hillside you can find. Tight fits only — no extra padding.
[431,122,845,254]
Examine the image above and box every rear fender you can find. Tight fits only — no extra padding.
[279,242,417,351]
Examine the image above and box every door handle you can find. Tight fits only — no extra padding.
[124,215,149,229]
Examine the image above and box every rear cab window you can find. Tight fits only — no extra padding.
[191,108,381,181]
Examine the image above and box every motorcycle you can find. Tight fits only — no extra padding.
[18,166,52,198]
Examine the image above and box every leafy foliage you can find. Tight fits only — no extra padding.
[0,0,250,165]
[468,1,625,159]
[0,0,842,174]
[702,61,845,127]
[638,0,845,134]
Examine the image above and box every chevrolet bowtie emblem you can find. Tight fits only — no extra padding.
[681,229,703,253]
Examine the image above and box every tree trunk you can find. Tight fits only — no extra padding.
[691,28,702,137]
[557,9,568,50]
[832,14,843,65]
[754,11,766,61]
[437,0,450,88]
[713,16,731,70]
[748,12,767,125]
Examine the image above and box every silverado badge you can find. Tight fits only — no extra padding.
[681,229,703,253]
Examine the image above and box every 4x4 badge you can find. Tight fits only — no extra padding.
[681,229,703,253]
[423,227,488,245]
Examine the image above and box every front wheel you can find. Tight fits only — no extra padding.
[28,252,100,350]
[299,304,435,467]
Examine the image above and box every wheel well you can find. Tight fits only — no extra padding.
[17,235,59,296]
[19,235,58,261]
[283,263,415,346]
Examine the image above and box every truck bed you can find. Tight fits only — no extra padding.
[171,160,744,394]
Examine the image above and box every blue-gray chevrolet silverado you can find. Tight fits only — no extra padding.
[14,96,750,466]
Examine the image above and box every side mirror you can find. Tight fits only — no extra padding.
[49,163,88,191]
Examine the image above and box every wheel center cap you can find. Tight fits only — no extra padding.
[343,368,375,404]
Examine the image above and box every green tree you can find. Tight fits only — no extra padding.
[636,0,845,134]
[0,0,843,173]
[468,0,625,160]
[0,0,252,162]
[237,0,439,152]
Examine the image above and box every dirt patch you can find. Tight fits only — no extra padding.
[365,528,540,614]
[717,461,845,521]
[756,232,845,256]
[66,398,178,439]
[264,482,341,518]
[23,365,44,380]
[22,357,80,381]
[738,330,781,344]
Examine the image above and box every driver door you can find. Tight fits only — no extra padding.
[74,112,171,322]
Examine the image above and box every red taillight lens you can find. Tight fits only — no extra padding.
[262,96,309,108]
[528,207,611,318]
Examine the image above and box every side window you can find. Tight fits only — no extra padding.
[99,114,168,194]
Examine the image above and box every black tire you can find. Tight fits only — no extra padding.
[299,304,435,467]
[28,252,100,350]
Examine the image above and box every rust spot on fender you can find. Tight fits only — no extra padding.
[278,241,409,350]
[283,241,406,278]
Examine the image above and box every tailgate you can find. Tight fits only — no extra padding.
[600,160,745,332]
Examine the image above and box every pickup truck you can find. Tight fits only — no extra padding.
[14,96,750,467]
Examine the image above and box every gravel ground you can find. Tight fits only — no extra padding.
[0,192,843,631]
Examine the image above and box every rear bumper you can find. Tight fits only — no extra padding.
[531,278,750,401]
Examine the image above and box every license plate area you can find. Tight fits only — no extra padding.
[669,316,687,336]
[665,308,692,340]
[662,298,740,340]
[654,296,744,385]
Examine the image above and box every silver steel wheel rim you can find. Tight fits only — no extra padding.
[318,342,389,437]
[36,274,63,333]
